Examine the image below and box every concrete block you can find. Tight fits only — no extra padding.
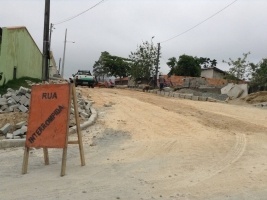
[199,96,208,101]
[9,104,19,111]
[6,133,13,139]
[169,92,174,97]
[21,126,28,134]
[13,129,23,136]
[0,123,12,135]
[13,136,21,139]
[192,96,199,101]
[18,86,28,94]
[163,87,172,92]
[164,92,170,96]
[19,95,27,105]
[85,101,92,107]
[7,107,14,112]
[7,98,16,106]
[184,95,192,100]
[0,100,7,106]
[7,88,15,93]
[23,98,30,107]
[0,97,6,102]
[15,121,26,129]
[173,93,179,98]
[0,139,26,149]
[157,91,161,95]
[179,94,186,98]
[5,92,12,98]
[80,111,89,118]
[25,93,31,99]
[0,106,8,112]
[13,108,20,112]
[18,105,28,113]
[207,97,217,102]
[70,108,75,114]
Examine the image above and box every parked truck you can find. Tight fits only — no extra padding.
[69,70,96,88]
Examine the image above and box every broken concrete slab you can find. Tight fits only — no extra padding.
[227,85,244,99]
[13,129,23,136]
[0,123,12,135]
[80,112,89,118]
[20,125,27,134]
[15,121,26,129]
[18,105,28,113]
[5,133,13,139]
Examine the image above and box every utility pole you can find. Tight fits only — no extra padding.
[42,0,50,81]
[61,29,67,78]
[154,42,161,88]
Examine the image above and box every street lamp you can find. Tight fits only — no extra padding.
[61,28,75,78]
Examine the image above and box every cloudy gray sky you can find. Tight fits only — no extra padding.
[2,0,267,78]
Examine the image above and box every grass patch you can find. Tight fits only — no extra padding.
[0,77,41,95]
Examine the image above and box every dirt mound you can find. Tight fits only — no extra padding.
[244,91,267,104]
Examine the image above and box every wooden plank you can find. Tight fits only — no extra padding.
[61,83,71,176]
[43,148,49,165]
[61,147,68,176]
[22,147,30,174]
[72,84,85,166]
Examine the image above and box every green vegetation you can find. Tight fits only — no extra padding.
[223,52,251,80]
[0,77,41,95]
[167,54,201,77]
[93,40,160,83]
[166,55,217,77]
[93,51,130,81]
[129,40,159,81]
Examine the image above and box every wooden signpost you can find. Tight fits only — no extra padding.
[22,83,85,176]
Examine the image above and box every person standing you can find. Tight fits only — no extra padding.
[159,74,165,91]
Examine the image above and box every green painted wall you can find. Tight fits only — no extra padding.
[0,27,42,85]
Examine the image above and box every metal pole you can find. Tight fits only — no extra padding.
[42,0,50,81]
[61,29,67,78]
[58,58,61,75]
[49,23,53,51]
[154,42,160,88]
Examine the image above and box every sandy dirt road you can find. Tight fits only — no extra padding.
[1,88,267,200]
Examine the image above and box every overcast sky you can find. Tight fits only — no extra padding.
[2,0,267,78]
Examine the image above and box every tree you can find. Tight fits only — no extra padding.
[198,57,217,68]
[93,51,111,81]
[223,52,251,80]
[167,54,201,77]
[103,55,130,80]
[93,52,130,81]
[250,58,267,88]
[166,57,177,76]
[129,41,159,81]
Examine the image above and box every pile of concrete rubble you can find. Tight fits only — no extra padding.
[0,84,93,140]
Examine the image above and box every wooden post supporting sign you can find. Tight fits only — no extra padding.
[22,83,85,176]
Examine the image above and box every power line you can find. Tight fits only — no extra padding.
[160,0,238,44]
[53,0,107,25]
